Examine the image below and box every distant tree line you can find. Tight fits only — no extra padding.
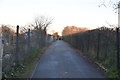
[62,26,88,36]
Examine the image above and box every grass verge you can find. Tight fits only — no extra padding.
[2,42,52,79]
[68,44,120,79]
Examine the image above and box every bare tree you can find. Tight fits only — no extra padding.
[30,15,53,48]
[34,16,53,32]
[20,27,28,34]
[98,0,119,13]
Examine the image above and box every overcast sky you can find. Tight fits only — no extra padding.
[0,0,118,35]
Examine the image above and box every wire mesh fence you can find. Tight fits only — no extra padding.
[0,33,3,79]
[63,27,119,73]
[1,25,55,78]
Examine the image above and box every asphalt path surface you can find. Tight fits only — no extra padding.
[32,40,107,78]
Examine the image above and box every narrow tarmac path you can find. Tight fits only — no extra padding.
[32,40,106,78]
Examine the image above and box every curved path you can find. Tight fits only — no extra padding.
[32,40,107,78]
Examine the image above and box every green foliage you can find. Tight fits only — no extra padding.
[104,70,120,79]
[2,48,42,79]
[25,48,40,64]
[28,48,39,58]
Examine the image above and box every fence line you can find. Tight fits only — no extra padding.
[63,27,120,73]
[0,33,3,80]
[116,28,120,70]
[2,25,55,78]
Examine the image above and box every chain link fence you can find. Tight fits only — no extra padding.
[63,27,120,74]
[1,25,55,78]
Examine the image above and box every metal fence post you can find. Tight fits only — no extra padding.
[27,29,31,54]
[15,25,19,65]
[0,32,3,80]
[96,31,100,60]
[117,1,120,72]
[116,27,119,70]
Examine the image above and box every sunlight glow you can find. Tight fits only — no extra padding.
[0,0,118,35]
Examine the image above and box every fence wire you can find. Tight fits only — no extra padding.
[1,25,55,78]
[63,27,119,72]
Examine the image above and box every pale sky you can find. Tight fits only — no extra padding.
[0,0,118,35]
